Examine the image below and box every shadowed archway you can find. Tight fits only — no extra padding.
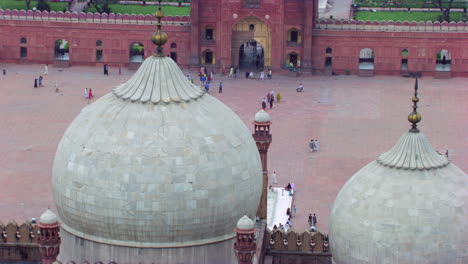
[239,40,264,71]
[231,15,270,71]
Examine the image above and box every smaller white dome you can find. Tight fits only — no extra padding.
[236,215,254,230]
[39,209,58,225]
[255,110,271,123]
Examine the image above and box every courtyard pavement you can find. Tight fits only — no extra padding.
[0,63,467,234]
[320,0,353,19]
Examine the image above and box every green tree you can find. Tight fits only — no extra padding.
[430,0,455,22]
[89,0,114,14]
[36,0,51,12]
[24,0,33,10]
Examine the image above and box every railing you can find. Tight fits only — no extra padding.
[0,9,190,25]
[316,19,468,32]
[264,229,329,253]
[0,221,39,244]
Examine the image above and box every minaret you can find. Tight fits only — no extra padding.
[253,110,272,219]
[233,215,256,264]
[37,209,61,264]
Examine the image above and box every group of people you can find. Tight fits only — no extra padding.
[199,66,215,93]
[308,213,318,228]
[309,139,320,152]
[262,90,278,110]
[273,221,292,232]
[33,64,49,88]
[33,75,44,88]
[287,61,297,72]
[228,67,238,78]
[84,88,94,100]
[244,69,272,80]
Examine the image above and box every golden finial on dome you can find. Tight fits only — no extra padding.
[408,78,422,133]
[152,0,168,57]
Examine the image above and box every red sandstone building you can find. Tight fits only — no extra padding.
[0,0,467,77]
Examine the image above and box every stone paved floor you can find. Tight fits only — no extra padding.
[0,63,467,234]
[267,188,293,230]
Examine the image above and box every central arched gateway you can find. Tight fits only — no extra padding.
[239,40,264,71]
[231,15,271,70]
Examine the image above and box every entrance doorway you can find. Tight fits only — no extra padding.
[436,49,451,72]
[325,57,332,68]
[129,42,144,63]
[239,40,264,71]
[231,15,271,70]
[54,39,70,61]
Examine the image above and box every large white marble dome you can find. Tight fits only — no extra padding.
[52,56,262,247]
[329,127,468,263]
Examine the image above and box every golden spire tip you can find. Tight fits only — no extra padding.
[408,78,422,133]
[152,0,168,57]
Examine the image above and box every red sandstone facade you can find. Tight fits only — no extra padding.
[0,1,467,77]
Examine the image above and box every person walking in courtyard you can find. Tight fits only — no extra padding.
[2,69,5,75]
[261,98,267,110]
[104,64,109,75]
[268,69,272,79]
[204,81,210,93]
[315,139,319,152]
[218,81,223,93]
[293,205,297,217]
[277,92,282,103]
[88,88,93,99]
[44,64,48,75]
[84,88,89,99]
[260,71,265,80]
[312,213,317,226]
[309,139,315,152]
[38,75,43,87]
[229,67,234,77]
[269,93,274,109]
[308,213,313,224]
[249,71,254,79]
[200,74,206,84]
[34,78,38,88]
[272,171,277,184]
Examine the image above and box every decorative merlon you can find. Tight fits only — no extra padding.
[316,19,468,32]
[0,9,190,25]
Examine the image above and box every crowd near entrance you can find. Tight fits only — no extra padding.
[239,40,264,71]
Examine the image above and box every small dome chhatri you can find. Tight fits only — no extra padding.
[408,78,422,132]
[236,215,255,230]
[39,209,58,225]
[152,0,168,56]
[254,110,271,123]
